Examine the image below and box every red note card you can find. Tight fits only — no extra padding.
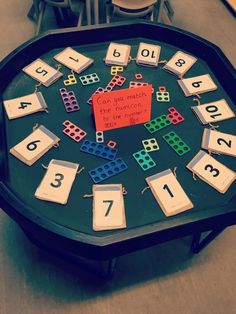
[92,85,152,131]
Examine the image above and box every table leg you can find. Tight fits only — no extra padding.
[157,0,165,23]
[86,0,91,25]
[94,0,99,25]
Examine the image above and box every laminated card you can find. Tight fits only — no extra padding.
[163,51,197,77]
[136,42,161,67]
[35,159,79,204]
[146,169,193,216]
[105,42,131,66]
[178,74,217,96]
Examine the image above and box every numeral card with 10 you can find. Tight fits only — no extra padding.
[136,42,161,67]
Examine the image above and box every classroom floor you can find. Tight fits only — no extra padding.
[0,1,236,314]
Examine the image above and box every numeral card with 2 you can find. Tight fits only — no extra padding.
[163,51,197,77]
[93,184,126,231]
[146,169,193,216]
[3,92,47,120]
[35,159,79,204]
[22,58,63,87]
[187,150,236,193]
[10,125,60,166]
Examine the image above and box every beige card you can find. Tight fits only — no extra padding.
[202,129,236,157]
[146,169,193,216]
[3,92,47,120]
[53,47,94,74]
[22,58,63,87]
[35,159,79,204]
[178,74,217,96]
[163,51,197,77]
[136,42,161,67]
[93,184,126,231]
[186,150,236,193]
[10,125,60,166]
[191,99,235,124]
[105,42,131,66]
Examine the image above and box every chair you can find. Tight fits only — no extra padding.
[106,0,159,23]
[28,0,85,35]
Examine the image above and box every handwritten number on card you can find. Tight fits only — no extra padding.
[50,173,64,188]
[205,105,221,119]
[103,200,114,216]
[175,59,185,67]
[141,49,155,58]
[113,49,121,57]
[18,102,32,110]
[69,56,79,62]
[163,184,174,198]
[192,81,202,88]
[217,138,232,148]
[35,67,48,76]
[26,140,40,151]
[204,164,220,177]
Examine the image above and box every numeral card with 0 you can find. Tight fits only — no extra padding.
[54,47,94,74]
[191,99,235,124]
[105,42,131,66]
[93,184,126,231]
[146,169,193,216]
[201,129,236,157]
[35,159,79,204]
[3,92,47,120]
[163,51,197,77]
[10,125,60,166]
[178,74,217,96]
[186,150,236,193]
[136,42,161,67]
[22,58,63,87]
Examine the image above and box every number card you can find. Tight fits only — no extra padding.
[186,150,236,193]
[10,125,60,166]
[105,42,131,66]
[191,99,235,124]
[22,59,63,87]
[146,169,193,216]
[3,92,47,120]
[163,51,197,77]
[178,74,217,96]
[54,47,94,74]
[92,184,126,231]
[136,42,161,67]
[201,129,236,157]
[35,159,79,204]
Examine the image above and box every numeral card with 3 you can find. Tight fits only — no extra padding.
[105,42,131,66]
[10,125,60,166]
[163,51,197,77]
[186,150,236,193]
[201,129,236,157]
[191,99,235,124]
[35,159,79,204]
[136,42,161,67]
[178,74,217,96]
[92,184,126,231]
[146,169,193,216]
[54,47,94,74]
[3,92,47,120]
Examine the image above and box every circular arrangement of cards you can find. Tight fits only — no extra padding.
[3,41,236,232]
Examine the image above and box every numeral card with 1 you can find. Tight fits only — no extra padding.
[92,184,126,231]
[22,59,63,87]
[105,42,131,66]
[191,99,235,124]
[136,42,161,67]
[178,74,217,96]
[163,51,197,77]
[145,169,193,216]
[54,47,94,74]
[10,125,60,166]
[201,129,236,157]
[3,92,47,120]
[35,159,79,204]
[186,150,236,193]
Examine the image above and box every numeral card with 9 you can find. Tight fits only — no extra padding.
[146,169,193,216]
[35,159,79,204]
[3,92,47,120]
[201,129,236,157]
[105,42,131,66]
[22,58,63,87]
[163,51,197,77]
[186,150,236,193]
[93,184,126,231]
[10,125,60,166]
[178,74,217,96]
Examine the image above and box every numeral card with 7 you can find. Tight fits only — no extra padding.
[22,58,63,87]
[35,159,79,204]
[146,169,193,216]
[93,184,126,231]
[3,92,47,120]
[10,125,60,166]
[186,150,236,193]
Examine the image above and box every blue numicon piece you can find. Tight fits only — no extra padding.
[80,139,117,160]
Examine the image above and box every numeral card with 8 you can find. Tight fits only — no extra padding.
[163,51,197,77]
